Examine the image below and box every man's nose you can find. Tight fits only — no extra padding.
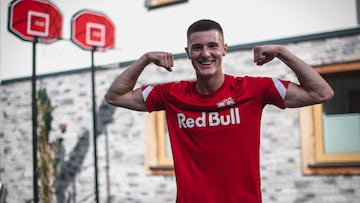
[201,47,211,57]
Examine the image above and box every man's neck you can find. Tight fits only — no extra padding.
[196,73,225,95]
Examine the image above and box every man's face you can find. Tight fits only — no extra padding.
[185,29,227,78]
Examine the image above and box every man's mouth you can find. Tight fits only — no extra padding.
[199,60,215,65]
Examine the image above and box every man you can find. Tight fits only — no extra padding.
[105,19,333,203]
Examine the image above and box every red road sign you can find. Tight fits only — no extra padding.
[8,0,63,43]
[71,10,115,51]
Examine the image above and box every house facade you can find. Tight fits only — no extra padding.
[1,28,360,203]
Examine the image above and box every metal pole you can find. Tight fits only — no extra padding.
[91,47,100,203]
[32,38,39,203]
[105,128,110,203]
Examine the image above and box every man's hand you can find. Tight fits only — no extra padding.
[145,51,174,72]
[253,45,280,66]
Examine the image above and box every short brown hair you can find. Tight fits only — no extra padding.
[187,19,224,41]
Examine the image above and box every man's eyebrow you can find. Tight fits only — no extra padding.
[190,43,203,48]
[208,42,219,46]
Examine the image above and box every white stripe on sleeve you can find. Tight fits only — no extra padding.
[142,85,153,101]
[272,78,287,100]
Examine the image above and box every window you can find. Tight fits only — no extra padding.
[145,111,174,175]
[301,61,360,174]
[145,0,188,10]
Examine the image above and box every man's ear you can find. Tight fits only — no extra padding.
[223,43,228,56]
[185,47,191,59]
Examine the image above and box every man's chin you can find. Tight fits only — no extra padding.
[196,70,217,78]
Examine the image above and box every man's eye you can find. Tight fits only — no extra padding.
[192,46,202,51]
[208,43,219,49]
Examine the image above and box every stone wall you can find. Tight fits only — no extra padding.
[1,32,360,203]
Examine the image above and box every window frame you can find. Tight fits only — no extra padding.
[313,104,360,163]
[300,61,360,175]
[145,111,174,175]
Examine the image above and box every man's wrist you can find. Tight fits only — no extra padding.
[139,53,152,66]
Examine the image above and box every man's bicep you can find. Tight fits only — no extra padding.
[284,82,320,108]
[127,88,148,111]
[106,88,148,111]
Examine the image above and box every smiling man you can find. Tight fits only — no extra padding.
[105,19,333,203]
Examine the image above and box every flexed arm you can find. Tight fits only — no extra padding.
[105,52,174,111]
[253,45,334,108]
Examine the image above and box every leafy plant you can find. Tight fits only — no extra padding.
[37,88,60,203]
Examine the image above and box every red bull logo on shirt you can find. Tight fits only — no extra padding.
[177,107,240,128]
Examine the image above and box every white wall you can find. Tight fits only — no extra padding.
[0,0,357,80]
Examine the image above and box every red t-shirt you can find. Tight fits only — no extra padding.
[142,74,289,203]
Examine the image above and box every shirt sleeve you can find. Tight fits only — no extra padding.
[141,83,169,112]
[265,77,290,109]
[248,77,290,109]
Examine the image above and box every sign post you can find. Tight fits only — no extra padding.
[71,9,115,203]
[8,0,62,202]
